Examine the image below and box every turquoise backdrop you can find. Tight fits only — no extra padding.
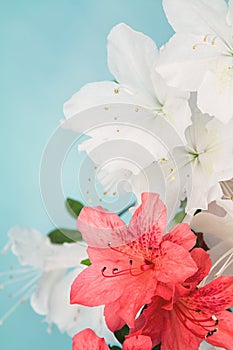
[0,1,173,349]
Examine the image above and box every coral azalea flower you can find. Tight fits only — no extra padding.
[70,193,197,330]
[132,248,233,350]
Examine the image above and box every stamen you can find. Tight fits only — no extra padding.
[175,303,219,339]
[205,328,218,338]
[1,269,39,287]
[101,266,143,278]
[212,315,219,326]
[211,37,217,46]
[8,273,40,299]
[0,267,37,277]
[0,284,36,325]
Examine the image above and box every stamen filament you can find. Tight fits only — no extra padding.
[9,273,41,299]
[0,284,36,325]
[1,270,39,287]
[0,267,37,277]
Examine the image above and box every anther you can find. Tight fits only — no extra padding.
[205,328,218,338]
[211,39,216,45]
[212,315,219,325]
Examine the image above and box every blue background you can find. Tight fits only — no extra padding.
[0,1,173,349]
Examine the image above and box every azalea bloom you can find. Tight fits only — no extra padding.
[70,192,197,330]
[72,328,152,350]
[1,227,116,344]
[64,23,191,138]
[158,0,233,122]
[191,198,233,278]
[132,248,233,350]
[173,105,233,213]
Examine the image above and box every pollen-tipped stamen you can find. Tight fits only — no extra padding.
[175,303,219,339]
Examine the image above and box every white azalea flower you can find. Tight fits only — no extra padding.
[63,23,191,139]
[157,0,233,122]
[191,198,233,277]
[173,104,233,213]
[0,227,116,344]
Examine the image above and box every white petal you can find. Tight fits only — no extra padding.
[163,0,228,38]
[42,268,117,344]
[191,209,233,244]
[7,227,51,268]
[107,23,158,104]
[44,242,88,271]
[78,122,167,172]
[30,270,66,315]
[150,70,191,139]
[208,239,233,276]
[157,33,219,91]
[227,0,233,26]
[197,58,233,123]
[216,198,233,218]
[63,81,142,120]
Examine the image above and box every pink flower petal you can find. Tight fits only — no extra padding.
[72,328,109,350]
[164,223,196,250]
[128,193,166,244]
[192,276,233,313]
[185,248,212,286]
[206,311,233,350]
[123,335,152,350]
[77,206,127,247]
[70,248,129,306]
[156,240,197,284]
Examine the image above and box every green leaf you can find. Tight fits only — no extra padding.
[48,228,82,244]
[81,258,91,266]
[173,199,187,224]
[114,324,129,345]
[109,346,121,350]
[152,345,161,350]
[66,198,83,218]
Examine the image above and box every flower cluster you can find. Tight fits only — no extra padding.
[2,1,233,350]
[70,193,233,350]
